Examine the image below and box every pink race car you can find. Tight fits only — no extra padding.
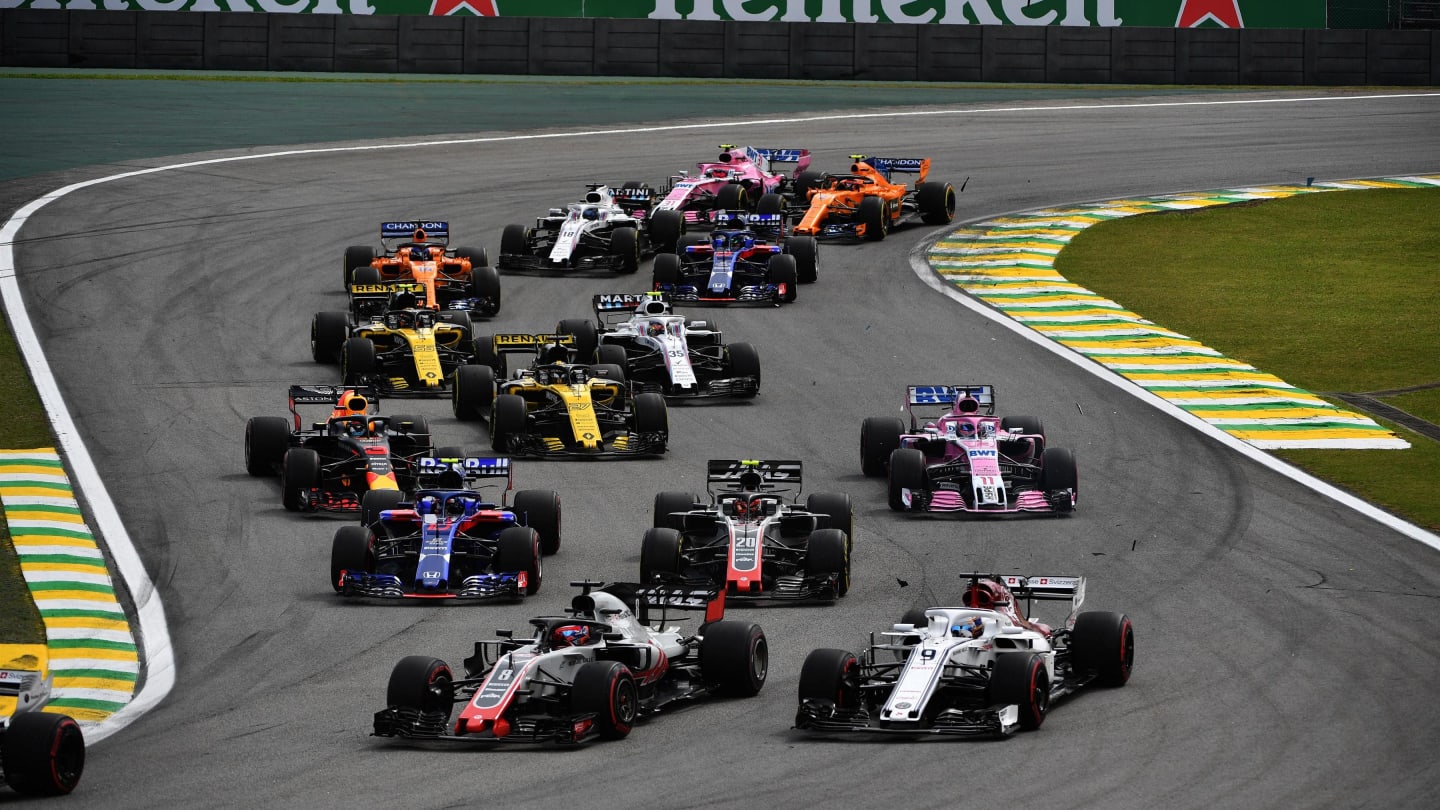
[651,145,813,236]
[860,385,1077,516]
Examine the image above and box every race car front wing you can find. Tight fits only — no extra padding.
[336,571,526,601]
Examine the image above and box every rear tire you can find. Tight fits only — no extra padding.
[766,253,798,303]
[640,527,684,582]
[343,245,374,289]
[653,491,698,531]
[280,448,319,512]
[330,524,373,592]
[454,245,488,267]
[988,653,1049,731]
[609,226,640,274]
[700,620,768,697]
[352,266,383,285]
[0,711,85,796]
[715,182,747,212]
[452,364,496,421]
[495,526,542,595]
[859,196,889,241]
[791,170,823,201]
[595,343,628,368]
[805,527,849,598]
[916,181,957,225]
[1071,611,1134,687]
[245,416,291,477]
[556,318,598,360]
[805,492,854,553]
[360,489,404,527]
[860,416,905,477]
[887,447,927,512]
[756,192,785,216]
[490,394,528,453]
[572,661,638,740]
[783,235,819,283]
[513,489,562,555]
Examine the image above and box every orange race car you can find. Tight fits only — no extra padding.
[343,220,501,316]
[790,156,958,242]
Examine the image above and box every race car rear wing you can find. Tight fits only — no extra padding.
[964,572,1087,620]
[596,183,656,214]
[287,384,381,431]
[380,220,449,245]
[706,459,803,497]
[632,582,727,625]
[746,146,812,175]
[349,281,426,319]
[905,385,996,426]
[851,155,930,183]
[415,456,513,493]
[710,210,787,237]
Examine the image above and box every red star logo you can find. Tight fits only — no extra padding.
[430,0,497,15]
[1176,0,1244,28]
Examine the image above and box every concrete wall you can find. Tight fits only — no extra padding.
[3,10,1438,86]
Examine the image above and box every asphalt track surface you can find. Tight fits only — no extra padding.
[5,88,1440,808]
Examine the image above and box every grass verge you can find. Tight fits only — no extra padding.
[0,310,53,643]
[1057,187,1440,533]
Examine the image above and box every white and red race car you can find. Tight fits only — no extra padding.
[795,573,1134,739]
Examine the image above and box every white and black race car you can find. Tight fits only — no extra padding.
[556,293,760,399]
[496,184,683,274]
[795,573,1134,738]
[372,580,766,745]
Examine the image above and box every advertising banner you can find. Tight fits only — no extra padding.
[0,0,1329,29]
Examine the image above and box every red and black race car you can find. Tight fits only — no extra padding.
[243,385,432,513]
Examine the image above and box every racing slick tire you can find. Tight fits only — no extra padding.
[633,393,669,450]
[513,489,562,556]
[887,447,928,512]
[1000,415,1045,439]
[1071,611,1135,688]
[647,208,684,254]
[653,492,699,532]
[495,526,542,595]
[245,416,291,477]
[591,363,627,384]
[437,310,474,341]
[860,416,905,478]
[311,311,349,364]
[595,343,628,368]
[639,527,684,582]
[791,170,824,201]
[280,448,320,512]
[556,318,599,360]
[389,414,432,453]
[472,336,502,375]
[453,245,488,268]
[988,653,1050,731]
[609,226,641,274]
[330,524,373,592]
[0,710,85,796]
[756,192,785,216]
[499,223,529,258]
[715,182,748,213]
[797,648,860,711]
[452,364,496,421]
[805,528,850,598]
[360,489,404,528]
[352,266,383,285]
[469,264,502,316]
[783,235,820,283]
[386,655,454,721]
[916,181,958,225]
[725,342,761,397]
[652,252,681,290]
[678,233,710,250]
[430,445,465,459]
[900,607,930,631]
[1039,447,1079,510]
[701,621,768,697]
[489,394,529,453]
[806,493,854,553]
[341,337,377,386]
[766,253,799,303]
[343,245,375,289]
[859,195,890,241]
[572,661,639,741]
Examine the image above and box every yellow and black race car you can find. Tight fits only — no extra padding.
[451,333,668,458]
[311,283,476,397]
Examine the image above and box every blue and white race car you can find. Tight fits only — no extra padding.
[329,456,561,601]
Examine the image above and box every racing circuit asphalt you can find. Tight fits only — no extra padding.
[4,88,1440,808]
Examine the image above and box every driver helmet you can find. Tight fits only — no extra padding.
[393,312,414,330]
[582,207,600,220]
[409,246,430,262]
[952,615,985,638]
[552,624,592,648]
[732,498,750,518]
[647,320,666,337]
[346,420,368,438]
[444,497,467,517]
[839,179,860,190]
[957,421,976,438]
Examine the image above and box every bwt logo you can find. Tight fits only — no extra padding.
[967,449,997,458]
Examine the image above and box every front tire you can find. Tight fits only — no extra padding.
[495,526,542,595]
[245,416,291,477]
[652,252,681,290]
[797,648,859,711]
[330,524,373,592]
[988,653,1049,731]
[609,226,640,274]
[766,253,798,303]
[490,394,529,453]
[386,656,454,723]
[725,342,761,396]
[572,660,638,740]
[341,337,377,386]
[805,527,850,598]
[887,447,928,511]
[281,448,320,512]
[859,195,889,241]
[0,711,84,796]
[647,208,684,254]
[633,392,668,451]
[311,311,349,364]
[499,223,528,257]
[640,526,684,582]
[452,364,496,421]
[469,264,502,315]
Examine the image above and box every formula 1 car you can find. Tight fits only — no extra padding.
[1,653,84,796]
[311,282,478,397]
[644,460,854,601]
[795,573,1134,738]
[792,156,957,241]
[244,385,433,512]
[861,385,1077,516]
[331,456,561,602]
[560,293,760,399]
[652,212,818,305]
[372,580,767,744]
[653,144,812,227]
[343,220,501,315]
[452,333,668,458]
[498,185,681,274]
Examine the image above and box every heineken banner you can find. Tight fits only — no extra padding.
[0,1,1328,28]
